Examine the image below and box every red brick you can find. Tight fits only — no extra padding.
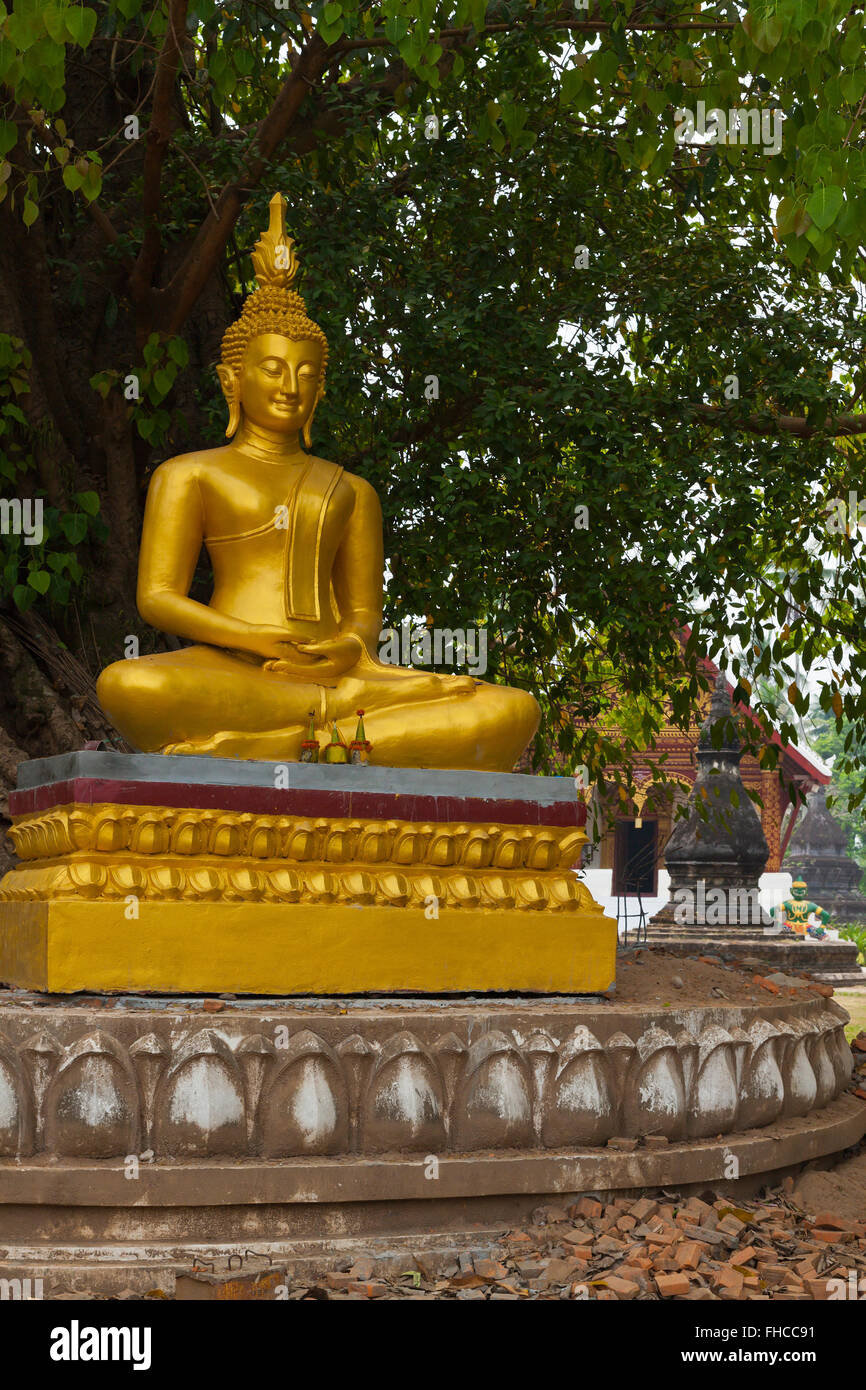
[676,1242,708,1271]
[756,976,781,994]
[473,1259,508,1280]
[713,1267,744,1297]
[571,1197,602,1221]
[684,1198,714,1221]
[655,1272,691,1298]
[629,1198,659,1222]
[560,1224,594,1244]
[717,1215,745,1236]
[537,1257,583,1287]
[599,1275,640,1300]
[727,1244,758,1267]
[811,1212,852,1231]
[805,1278,832,1300]
[757,1265,790,1288]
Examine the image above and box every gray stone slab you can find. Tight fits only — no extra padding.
[17,751,577,803]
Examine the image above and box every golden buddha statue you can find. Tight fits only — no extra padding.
[97,195,540,770]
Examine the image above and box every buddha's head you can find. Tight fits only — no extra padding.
[791,879,808,900]
[217,194,329,446]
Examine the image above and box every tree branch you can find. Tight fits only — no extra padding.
[129,0,190,304]
[330,14,737,55]
[152,33,335,335]
[690,403,866,438]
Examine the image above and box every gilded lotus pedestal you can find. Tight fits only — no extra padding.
[0,752,615,996]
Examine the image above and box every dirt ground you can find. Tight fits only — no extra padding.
[793,1148,866,1223]
[612,945,833,1008]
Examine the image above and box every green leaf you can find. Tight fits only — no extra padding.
[80,161,102,202]
[12,584,36,612]
[60,513,87,544]
[27,569,51,594]
[561,67,584,105]
[0,120,17,158]
[805,184,844,230]
[593,49,620,86]
[62,164,83,192]
[743,12,783,53]
[22,198,38,226]
[774,196,797,236]
[64,6,97,48]
[74,490,100,516]
[42,5,67,43]
[317,18,345,44]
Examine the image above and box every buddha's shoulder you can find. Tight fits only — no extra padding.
[317,460,380,509]
[147,445,233,487]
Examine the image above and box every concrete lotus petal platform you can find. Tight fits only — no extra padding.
[0,754,616,995]
[0,990,861,1296]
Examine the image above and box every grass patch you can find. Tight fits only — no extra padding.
[836,989,866,1042]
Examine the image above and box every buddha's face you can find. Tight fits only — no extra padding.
[235,334,322,434]
[791,882,807,900]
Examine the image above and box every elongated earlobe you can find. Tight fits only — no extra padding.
[216,365,241,439]
[225,390,241,438]
[302,388,323,450]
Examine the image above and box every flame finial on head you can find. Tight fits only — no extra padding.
[251,193,299,291]
[219,193,329,383]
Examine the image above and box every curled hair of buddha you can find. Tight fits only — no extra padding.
[220,285,329,383]
[219,192,329,386]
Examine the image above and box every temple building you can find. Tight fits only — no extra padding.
[575,650,829,926]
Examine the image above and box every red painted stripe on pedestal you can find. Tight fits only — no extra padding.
[9,777,586,828]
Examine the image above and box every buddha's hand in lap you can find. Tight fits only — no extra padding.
[290,633,364,679]
[235,623,317,662]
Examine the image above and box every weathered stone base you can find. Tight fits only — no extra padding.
[805,892,866,924]
[0,989,861,1296]
[1,1097,862,1298]
[641,929,863,985]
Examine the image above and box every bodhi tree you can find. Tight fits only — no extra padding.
[0,0,865,820]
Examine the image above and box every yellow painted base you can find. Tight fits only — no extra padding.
[0,899,617,996]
